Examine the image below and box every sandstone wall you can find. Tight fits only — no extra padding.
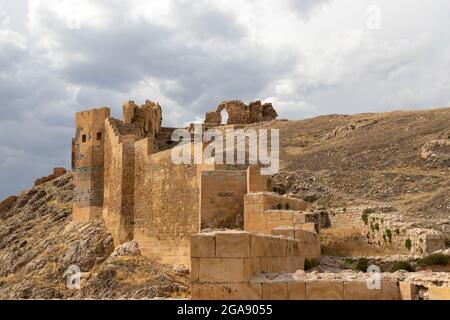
[102,119,136,246]
[133,143,200,266]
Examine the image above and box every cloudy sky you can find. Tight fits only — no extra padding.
[1,0,450,198]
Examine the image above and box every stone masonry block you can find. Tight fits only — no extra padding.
[288,281,306,300]
[216,231,251,258]
[343,281,372,300]
[191,258,199,281]
[191,233,216,258]
[198,257,248,282]
[399,282,417,300]
[262,282,288,300]
[192,282,262,300]
[306,281,344,300]
[428,286,450,300]
[369,281,400,300]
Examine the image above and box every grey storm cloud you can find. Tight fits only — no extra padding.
[1,0,450,199]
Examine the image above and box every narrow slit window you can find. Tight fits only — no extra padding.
[82,134,87,143]
[97,132,102,141]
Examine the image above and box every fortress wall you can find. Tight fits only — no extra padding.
[199,170,247,230]
[102,119,135,246]
[73,108,110,221]
[133,141,200,266]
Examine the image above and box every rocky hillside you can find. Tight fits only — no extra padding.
[250,107,450,234]
[0,174,189,299]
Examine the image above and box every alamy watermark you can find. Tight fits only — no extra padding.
[367,264,381,290]
[170,124,279,175]
[366,5,381,30]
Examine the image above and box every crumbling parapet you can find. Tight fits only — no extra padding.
[203,100,278,126]
[34,167,67,186]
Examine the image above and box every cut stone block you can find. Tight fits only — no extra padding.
[343,281,372,300]
[191,282,262,300]
[190,233,216,258]
[288,281,306,300]
[216,231,251,258]
[369,281,400,300]
[399,281,416,300]
[198,257,248,282]
[262,282,288,300]
[428,286,450,300]
[306,281,344,300]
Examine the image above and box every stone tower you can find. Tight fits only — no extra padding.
[72,107,110,221]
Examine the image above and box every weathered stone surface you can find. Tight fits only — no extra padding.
[191,234,216,258]
[215,231,251,258]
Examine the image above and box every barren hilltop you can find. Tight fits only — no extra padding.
[0,106,449,299]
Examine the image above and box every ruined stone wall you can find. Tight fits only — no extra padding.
[204,100,278,126]
[34,168,67,186]
[122,100,162,140]
[73,108,110,222]
[328,208,366,229]
[362,213,445,254]
[200,170,247,230]
[133,142,200,266]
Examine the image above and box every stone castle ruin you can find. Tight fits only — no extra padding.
[70,99,449,300]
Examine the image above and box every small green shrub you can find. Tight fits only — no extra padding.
[374,223,379,231]
[405,239,412,251]
[356,258,369,272]
[361,212,369,225]
[395,229,400,236]
[363,208,375,214]
[391,261,414,272]
[418,254,450,266]
[304,258,320,271]
[385,229,392,243]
